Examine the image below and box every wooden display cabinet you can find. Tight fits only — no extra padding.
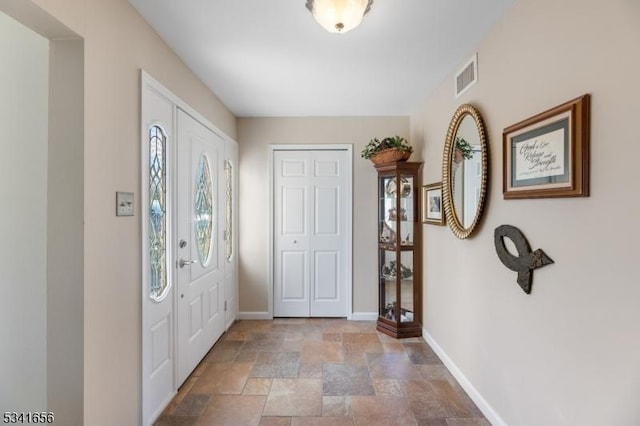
[375,161,423,338]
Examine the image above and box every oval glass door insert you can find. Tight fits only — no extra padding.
[194,155,214,265]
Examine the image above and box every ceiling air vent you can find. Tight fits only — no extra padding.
[455,53,478,99]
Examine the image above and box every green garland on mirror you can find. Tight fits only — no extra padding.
[455,137,474,160]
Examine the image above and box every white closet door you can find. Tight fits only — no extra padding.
[273,150,349,317]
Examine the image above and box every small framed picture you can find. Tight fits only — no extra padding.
[422,182,444,225]
[503,94,590,199]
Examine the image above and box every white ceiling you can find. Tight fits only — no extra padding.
[128,0,516,117]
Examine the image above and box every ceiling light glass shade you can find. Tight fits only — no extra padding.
[306,0,373,33]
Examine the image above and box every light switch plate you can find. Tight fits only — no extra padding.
[116,191,134,216]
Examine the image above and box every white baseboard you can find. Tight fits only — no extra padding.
[422,328,507,426]
[237,311,272,320]
[237,312,378,321]
[350,312,378,321]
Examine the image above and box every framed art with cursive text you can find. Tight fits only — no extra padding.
[503,94,590,199]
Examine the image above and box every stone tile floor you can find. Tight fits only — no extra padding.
[154,318,490,426]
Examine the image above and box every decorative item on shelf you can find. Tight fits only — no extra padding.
[494,224,554,294]
[388,207,407,221]
[401,233,412,245]
[361,135,413,165]
[381,261,413,280]
[403,310,414,322]
[384,302,397,320]
[380,221,396,243]
[383,302,412,322]
[385,177,412,197]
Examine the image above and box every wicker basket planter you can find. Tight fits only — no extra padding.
[370,148,411,165]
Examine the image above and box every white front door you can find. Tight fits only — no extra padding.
[273,149,350,317]
[142,84,175,425]
[176,109,225,385]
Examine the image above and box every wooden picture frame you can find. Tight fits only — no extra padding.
[503,94,590,199]
[422,182,444,225]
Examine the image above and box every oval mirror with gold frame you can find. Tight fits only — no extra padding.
[441,104,488,239]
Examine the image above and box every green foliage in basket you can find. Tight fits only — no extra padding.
[360,135,413,159]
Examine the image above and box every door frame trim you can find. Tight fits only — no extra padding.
[268,144,353,319]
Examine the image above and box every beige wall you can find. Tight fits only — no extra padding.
[237,117,410,315]
[47,38,84,425]
[412,0,640,424]
[0,10,49,412]
[79,2,235,424]
[6,0,237,425]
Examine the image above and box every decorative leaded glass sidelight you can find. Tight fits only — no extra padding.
[195,155,214,265]
[224,160,233,261]
[149,125,168,301]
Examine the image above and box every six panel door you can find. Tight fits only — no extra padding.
[273,150,349,317]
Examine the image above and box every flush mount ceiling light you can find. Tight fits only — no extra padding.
[305,0,373,33]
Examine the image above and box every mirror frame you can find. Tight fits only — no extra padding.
[441,104,488,239]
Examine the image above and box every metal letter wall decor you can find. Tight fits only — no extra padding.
[494,225,554,294]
